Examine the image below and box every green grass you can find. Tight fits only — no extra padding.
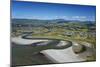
[12,22,96,66]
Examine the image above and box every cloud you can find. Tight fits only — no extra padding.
[72,16,86,19]
[71,16,87,21]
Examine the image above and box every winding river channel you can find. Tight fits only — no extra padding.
[11,33,95,66]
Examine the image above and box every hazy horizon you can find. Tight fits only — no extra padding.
[12,1,96,21]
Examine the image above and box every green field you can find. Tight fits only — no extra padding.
[11,19,96,66]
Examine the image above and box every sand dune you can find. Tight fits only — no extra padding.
[11,36,49,45]
[40,47,85,63]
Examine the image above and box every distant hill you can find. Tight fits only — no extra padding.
[11,18,95,25]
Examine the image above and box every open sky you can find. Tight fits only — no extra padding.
[12,1,96,21]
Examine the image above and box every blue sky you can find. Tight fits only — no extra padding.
[12,1,96,21]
